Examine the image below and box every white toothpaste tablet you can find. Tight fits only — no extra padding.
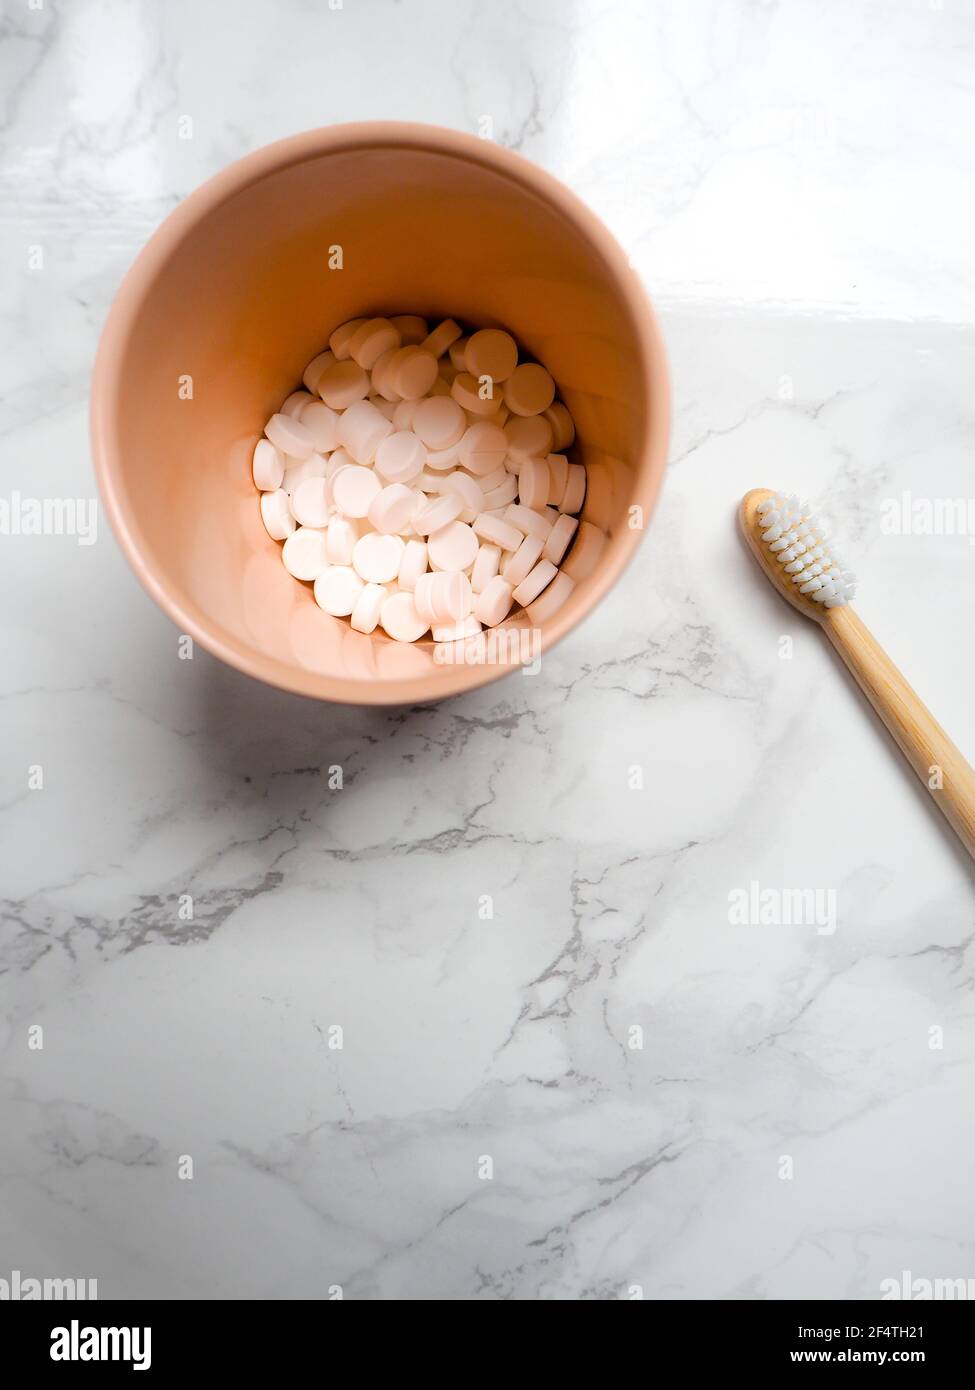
[526,569,575,624]
[350,582,388,635]
[504,363,555,417]
[504,414,552,465]
[326,514,359,565]
[392,399,418,432]
[464,329,518,384]
[283,452,328,496]
[368,483,418,535]
[427,520,478,573]
[266,412,315,460]
[260,488,296,540]
[471,543,501,593]
[303,351,335,394]
[517,456,550,510]
[398,538,428,591]
[439,470,482,522]
[472,513,523,551]
[349,317,401,370]
[474,575,514,627]
[326,447,355,478]
[448,336,470,371]
[332,465,381,519]
[318,360,371,410]
[300,401,341,453]
[504,503,552,540]
[375,430,425,484]
[459,422,507,475]
[253,439,285,491]
[413,493,463,535]
[424,439,463,471]
[543,402,575,450]
[370,349,403,403]
[328,318,368,360]
[413,572,438,625]
[413,396,466,450]
[304,353,335,397]
[282,527,330,582]
[291,476,331,529]
[416,571,471,623]
[451,372,499,416]
[560,463,586,514]
[476,465,508,494]
[545,453,569,505]
[389,346,439,401]
[432,571,473,621]
[482,474,518,510]
[314,564,365,616]
[543,513,579,565]
[281,389,315,419]
[501,533,544,588]
[337,399,393,464]
[511,558,557,606]
[415,469,444,493]
[421,318,462,359]
[353,532,405,584]
[381,590,429,642]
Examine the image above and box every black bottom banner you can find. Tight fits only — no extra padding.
[2,1296,971,1375]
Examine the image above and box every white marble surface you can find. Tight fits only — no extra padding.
[1,0,973,1301]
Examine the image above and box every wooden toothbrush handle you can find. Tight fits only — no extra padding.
[823,605,975,859]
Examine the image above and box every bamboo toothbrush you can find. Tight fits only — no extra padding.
[740,488,975,859]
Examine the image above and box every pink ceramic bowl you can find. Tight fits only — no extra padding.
[91,122,670,704]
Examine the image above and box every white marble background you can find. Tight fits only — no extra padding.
[1,0,973,1300]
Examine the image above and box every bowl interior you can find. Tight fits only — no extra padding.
[98,132,666,701]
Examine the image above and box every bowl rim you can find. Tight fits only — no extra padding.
[90,120,670,706]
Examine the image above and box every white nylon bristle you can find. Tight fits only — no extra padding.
[756,493,856,607]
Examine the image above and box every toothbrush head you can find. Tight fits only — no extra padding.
[739,488,856,621]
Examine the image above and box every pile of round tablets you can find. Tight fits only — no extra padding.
[253,315,607,643]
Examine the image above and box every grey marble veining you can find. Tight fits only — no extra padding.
[1,0,973,1300]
